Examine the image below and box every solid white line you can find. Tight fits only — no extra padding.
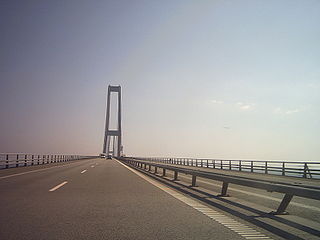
[81,170,87,174]
[49,181,68,192]
[245,237,270,239]
[91,165,95,168]
[242,235,266,237]
[116,160,271,240]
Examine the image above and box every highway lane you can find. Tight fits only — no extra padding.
[127,164,320,240]
[0,158,96,179]
[0,158,247,240]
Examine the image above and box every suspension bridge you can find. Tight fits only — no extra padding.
[1,85,320,240]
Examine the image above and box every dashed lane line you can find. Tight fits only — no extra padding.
[81,170,87,174]
[49,181,68,192]
[117,160,272,240]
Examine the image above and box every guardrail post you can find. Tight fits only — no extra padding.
[219,182,229,197]
[213,160,215,169]
[282,162,285,176]
[271,194,293,215]
[154,166,158,174]
[251,161,253,172]
[16,154,19,167]
[207,159,209,168]
[221,160,223,169]
[265,161,268,174]
[6,154,9,168]
[173,171,178,181]
[24,154,27,166]
[38,155,40,165]
[201,159,203,167]
[148,164,151,171]
[191,175,197,187]
[303,163,308,178]
[239,160,241,171]
[162,168,166,176]
[229,160,231,170]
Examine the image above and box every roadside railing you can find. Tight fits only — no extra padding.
[118,157,320,215]
[0,153,96,169]
[128,157,320,179]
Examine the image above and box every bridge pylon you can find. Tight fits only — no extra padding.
[103,85,122,157]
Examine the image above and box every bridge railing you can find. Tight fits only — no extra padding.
[118,157,320,215]
[127,157,320,179]
[0,153,96,169]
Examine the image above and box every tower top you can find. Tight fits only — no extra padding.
[108,85,121,92]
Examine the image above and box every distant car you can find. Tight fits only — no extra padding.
[99,154,106,158]
[107,155,112,159]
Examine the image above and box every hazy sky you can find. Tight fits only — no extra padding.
[1,0,319,160]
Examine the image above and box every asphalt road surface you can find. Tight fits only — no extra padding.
[0,158,248,240]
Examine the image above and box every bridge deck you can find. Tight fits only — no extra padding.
[0,158,245,240]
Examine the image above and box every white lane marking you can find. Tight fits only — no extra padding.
[245,237,271,239]
[49,181,68,192]
[0,160,93,180]
[81,170,87,174]
[91,165,95,168]
[117,160,271,240]
[192,177,320,212]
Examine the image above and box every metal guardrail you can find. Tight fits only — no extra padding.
[128,157,320,179]
[119,157,320,215]
[0,153,96,169]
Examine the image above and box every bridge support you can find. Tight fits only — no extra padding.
[218,182,230,197]
[173,171,178,181]
[270,193,293,215]
[191,175,197,187]
[103,85,122,157]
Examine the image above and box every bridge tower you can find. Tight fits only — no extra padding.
[103,85,122,157]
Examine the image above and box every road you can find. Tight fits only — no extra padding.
[1,158,319,239]
[0,158,252,240]
[121,161,320,240]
